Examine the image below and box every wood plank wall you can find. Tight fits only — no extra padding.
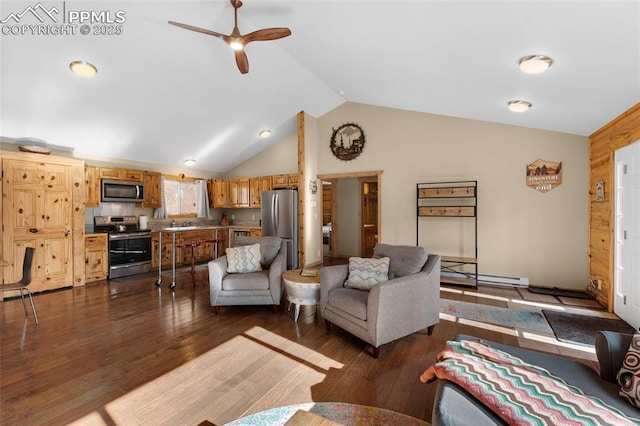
[589,103,640,310]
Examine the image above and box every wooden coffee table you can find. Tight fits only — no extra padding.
[282,268,320,322]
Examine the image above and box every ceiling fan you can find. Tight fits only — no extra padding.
[168,0,291,74]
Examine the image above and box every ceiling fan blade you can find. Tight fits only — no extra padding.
[235,50,249,74]
[241,27,291,45]
[168,21,231,43]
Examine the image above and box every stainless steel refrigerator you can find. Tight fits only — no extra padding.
[261,189,298,269]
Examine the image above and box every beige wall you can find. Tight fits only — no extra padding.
[302,113,323,266]
[225,133,298,177]
[224,101,590,288]
[317,103,589,288]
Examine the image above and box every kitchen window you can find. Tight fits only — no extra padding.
[163,179,196,216]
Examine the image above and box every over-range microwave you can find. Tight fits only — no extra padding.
[101,179,144,203]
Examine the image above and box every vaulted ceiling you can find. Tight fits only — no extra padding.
[1,1,638,173]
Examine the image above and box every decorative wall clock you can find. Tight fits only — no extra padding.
[330,122,366,161]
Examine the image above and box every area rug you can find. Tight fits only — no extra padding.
[529,286,591,299]
[517,287,559,304]
[557,296,604,310]
[542,310,636,346]
[440,299,551,333]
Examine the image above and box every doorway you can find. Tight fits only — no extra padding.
[318,171,382,262]
[614,140,640,329]
[361,179,378,257]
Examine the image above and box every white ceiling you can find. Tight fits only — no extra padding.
[1,1,639,173]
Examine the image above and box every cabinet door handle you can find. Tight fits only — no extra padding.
[29,228,38,233]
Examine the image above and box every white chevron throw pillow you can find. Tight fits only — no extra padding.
[226,243,263,273]
[344,256,390,290]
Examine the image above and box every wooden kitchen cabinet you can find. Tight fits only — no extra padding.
[216,229,229,256]
[229,178,250,207]
[142,171,162,208]
[250,228,262,237]
[179,230,216,264]
[212,179,230,208]
[99,167,143,182]
[85,234,108,282]
[84,165,100,207]
[2,154,84,293]
[271,174,289,189]
[152,232,176,269]
[272,173,298,189]
[249,176,272,207]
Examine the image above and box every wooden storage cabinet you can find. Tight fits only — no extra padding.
[272,173,298,189]
[152,229,228,269]
[229,178,250,207]
[152,232,175,269]
[179,230,217,264]
[85,234,108,282]
[249,176,272,207]
[216,229,229,256]
[99,167,143,182]
[84,165,100,207]
[142,171,162,208]
[211,179,230,208]
[417,180,478,287]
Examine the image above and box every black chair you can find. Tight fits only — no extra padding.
[1,247,38,324]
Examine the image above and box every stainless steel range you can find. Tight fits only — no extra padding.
[94,216,152,279]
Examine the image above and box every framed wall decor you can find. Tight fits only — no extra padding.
[526,159,562,193]
[595,181,604,202]
[330,122,366,161]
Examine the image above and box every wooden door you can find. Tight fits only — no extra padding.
[3,159,74,292]
[361,180,378,257]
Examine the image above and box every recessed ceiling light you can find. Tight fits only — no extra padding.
[519,55,553,74]
[259,129,272,138]
[507,100,532,112]
[183,159,196,166]
[69,61,97,78]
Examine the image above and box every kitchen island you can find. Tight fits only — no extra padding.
[155,225,260,289]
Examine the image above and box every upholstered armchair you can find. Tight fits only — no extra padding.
[320,243,440,357]
[208,236,286,313]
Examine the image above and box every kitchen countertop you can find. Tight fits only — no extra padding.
[159,225,260,232]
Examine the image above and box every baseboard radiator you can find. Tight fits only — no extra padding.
[441,271,529,287]
[478,273,529,287]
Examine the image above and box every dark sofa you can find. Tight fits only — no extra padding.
[431,331,640,425]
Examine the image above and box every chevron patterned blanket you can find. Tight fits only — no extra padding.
[420,340,640,426]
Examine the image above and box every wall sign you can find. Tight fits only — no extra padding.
[330,122,366,161]
[526,159,562,193]
[595,181,605,201]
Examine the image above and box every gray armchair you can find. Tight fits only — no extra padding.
[320,243,440,357]
[208,236,286,313]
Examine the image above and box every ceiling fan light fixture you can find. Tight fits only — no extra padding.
[259,129,272,138]
[519,55,553,74]
[69,61,97,78]
[229,40,244,51]
[183,159,197,166]
[508,100,532,113]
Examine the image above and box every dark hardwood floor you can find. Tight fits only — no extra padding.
[0,270,599,425]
